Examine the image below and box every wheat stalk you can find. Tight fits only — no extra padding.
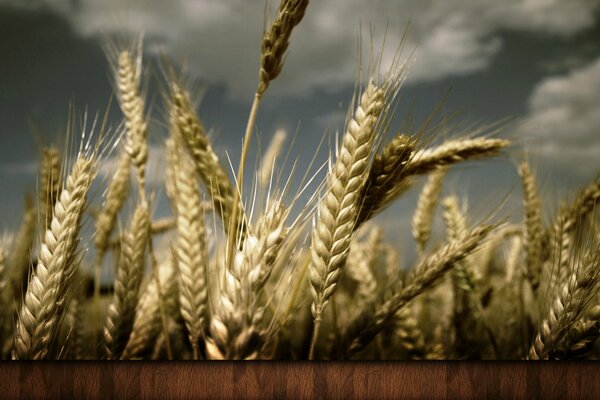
[14,155,95,360]
[308,81,385,359]
[104,201,150,360]
[227,0,309,269]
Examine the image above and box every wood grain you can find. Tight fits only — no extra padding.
[1,362,598,399]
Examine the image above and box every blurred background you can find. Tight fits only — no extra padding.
[1,0,599,245]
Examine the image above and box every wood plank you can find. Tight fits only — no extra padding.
[0,362,598,399]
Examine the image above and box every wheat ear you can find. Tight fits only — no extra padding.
[258,0,310,96]
[228,0,309,267]
[560,305,600,358]
[38,147,61,230]
[8,195,36,295]
[405,138,509,175]
[207,200,288,359]
[518,161,544,291]
[0,239,13,346]
[307,81,385,359]
[104,201,150,360]
[358,137,509,226]
[170,83,237,232]
[117,50,148,192]
[528,249,600,360]
[346,228,381,304]
[14,156,94,360]
[552,174,600,281]
[172,147,209,359]
[123,258,177,359]
[412,168,448,255]
[342,224,493,358]
[358,134,414,225]
[94,151,130,260]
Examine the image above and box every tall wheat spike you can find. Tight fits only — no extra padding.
[518,161,544,291]
[172,146,209,359]
[117,50,148,191]
[104,201,150,360]
[308,80,385,359]
[95,151,130,260]
[228,0,310,266]
[14,155,95,360]
[170,83,237,232]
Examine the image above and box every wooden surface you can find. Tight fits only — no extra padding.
[1,362,599,399]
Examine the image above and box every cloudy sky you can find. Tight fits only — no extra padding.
[1,0,599,240]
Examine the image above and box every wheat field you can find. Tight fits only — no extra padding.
[1,0,600,361]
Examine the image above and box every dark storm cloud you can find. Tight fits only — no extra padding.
[0,0,599,233]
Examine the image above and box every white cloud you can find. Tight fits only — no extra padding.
[13,0,599,99]
[519,56,600,176]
